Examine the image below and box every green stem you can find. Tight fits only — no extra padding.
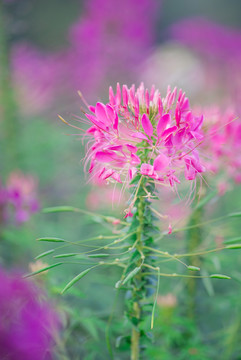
[131,302,141,360]
[131,194,145,360]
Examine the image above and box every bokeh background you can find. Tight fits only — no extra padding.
[1,0,241,359]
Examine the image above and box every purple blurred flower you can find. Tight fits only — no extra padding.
[170,17,241,112]
[64,0,159,98]
[170,17,241,62]
[0,267,60,360]
[11,43,60,116]
[9,0,160,113]
[0,171,40,225]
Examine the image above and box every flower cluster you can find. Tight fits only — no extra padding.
[83,83,205,188]
[0,171,39,225]
[0,267,60,360]
[201,107,241,185]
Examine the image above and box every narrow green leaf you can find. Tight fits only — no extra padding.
[54,253,78,258]
[115,280,122,289]
[24,263,63,277]
[188,265,200,271]
[88,253,109,258]
[122,267,141,285]
[35,249,54,260]
[151,267,160,329]
[61,266,96,294]
[210,274,231,280]
[225,244,241,249]
[223,237,241,245]
[228,212,241,218]
[194,191,217,210]
[37,237,65,242]
[42,206,77,213]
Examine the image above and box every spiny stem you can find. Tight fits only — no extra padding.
[131,189,145,360]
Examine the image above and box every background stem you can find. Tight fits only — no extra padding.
[186,206,203,319]
[0,2,20,175]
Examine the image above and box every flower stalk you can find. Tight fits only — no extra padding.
[120,176,157,359]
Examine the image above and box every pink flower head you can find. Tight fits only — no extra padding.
[82,83,205,188]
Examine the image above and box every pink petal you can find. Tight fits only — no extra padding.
[107,145,123,151]
[141,113,153,137]
[153,154,170,172]
[122,85,129,107]
[106,105,115,123]
[111,172,122,183]
[140,163,154,177]
[89,106,95,113]
[102,169,114,180]
[109,86,115,105]
[128,167,137,180]
[131,132,149,141]
[116,83,121,106]
[145,89,150,113]
[157,113,171,137]
[86,113,106,131]
[95,151,115,162]
[113,112,119,131]
[126,144,138,153]
[134,96,139,119]
[161,126,177,138]
[131,153,141,165]
[95,102,110,125]
[157,96,163,116]
[124,210,133,218]
[181,97,190,111]
[175,103,181,127]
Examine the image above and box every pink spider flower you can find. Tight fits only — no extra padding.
[201,106,241,187]
[81,83,205,190]
[4,171,40,225]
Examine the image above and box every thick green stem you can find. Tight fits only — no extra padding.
[131,302,141,360]
[121,176,157,360]
[130,195,145,360]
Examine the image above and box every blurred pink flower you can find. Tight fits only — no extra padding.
[201,106,241,187]
[81,83,205,190]
[0,171,40,225]
[0,267,60,360]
